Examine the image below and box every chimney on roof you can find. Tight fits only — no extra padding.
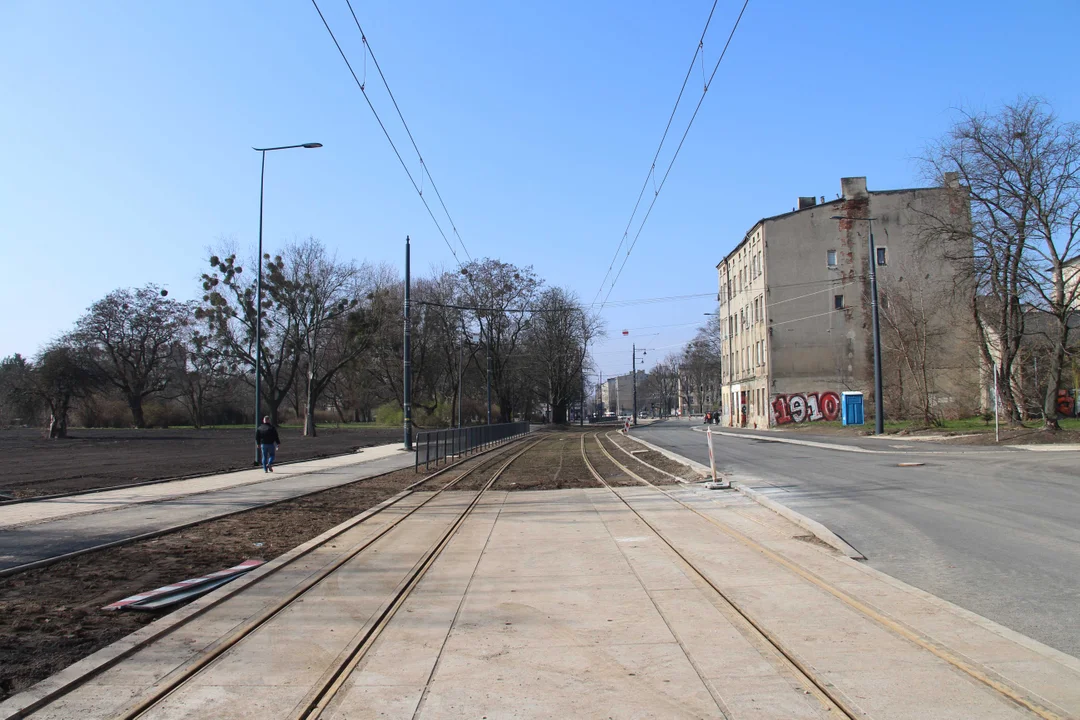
[944,171,960,189]
[841,176,868,199]
[798,196,817,210]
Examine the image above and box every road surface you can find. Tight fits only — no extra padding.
[635,421,1080,658]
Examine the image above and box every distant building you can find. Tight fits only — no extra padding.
[599,371,645,416]
[717,176,978,428]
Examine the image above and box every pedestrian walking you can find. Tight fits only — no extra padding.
[255,416,280,472]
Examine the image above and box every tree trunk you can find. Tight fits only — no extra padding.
[552,401,568,424]
[128,396,146,428]
[1042,317,1067,431]
[304,371,317,437]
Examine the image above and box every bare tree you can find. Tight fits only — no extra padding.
[30,341,102,438]
[72,285,189,427]
[879,269,952,426]
[459,259,542,423]
[921,97,1080,428]
[176,331,236,429]
[274,239,386,437]
[523,287,603,423]
[197,250,302,425]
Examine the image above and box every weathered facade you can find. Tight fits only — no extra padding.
[717,176,977,427]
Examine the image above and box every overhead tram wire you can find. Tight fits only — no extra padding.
[310,0,463,263]
[591,0,721,308]
[599,0,751,310]
[341,0,470,261]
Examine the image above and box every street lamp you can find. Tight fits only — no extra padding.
[831,215,884,435]
[251,142,322,463]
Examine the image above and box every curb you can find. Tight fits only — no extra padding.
[731,482,865,560]
[629,429,865,560]
[623,433,712,476]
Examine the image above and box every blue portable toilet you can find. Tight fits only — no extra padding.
[842,392,864,426]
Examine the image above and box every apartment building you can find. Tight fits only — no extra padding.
[717,175,976,427]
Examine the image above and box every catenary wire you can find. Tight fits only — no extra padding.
[600,0,751,309]
[591,0,721,308]
[310,0,462,263]
[342,0,471,261]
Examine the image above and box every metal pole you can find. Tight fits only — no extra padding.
[632,344,638,426]
[253,150,266,465]
[580,371,585,427]
[868,221,884,435]
[403,236,413,450]
[994,362,1000,443]
[457,336,465,428]
[486,350,492,425]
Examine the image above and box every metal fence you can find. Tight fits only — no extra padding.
[415,422,530,471]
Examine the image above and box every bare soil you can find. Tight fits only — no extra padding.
[492,434,599,491]
[606,432,704,481]
[0,426,400,498]
[582,433,641,487]
[0,449,501,702]
[597,434,680,485]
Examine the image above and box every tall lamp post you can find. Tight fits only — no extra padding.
[832,215,884,435]
[252,142,322,463]
[632,345,646,426]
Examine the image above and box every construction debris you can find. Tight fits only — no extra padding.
[102,560,264,611]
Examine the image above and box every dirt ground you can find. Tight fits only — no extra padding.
[492,434,599,491]
[598,434,681,485]
[581,433,641,487]
[607,432,705,481]
[0,426,400,498]
[0,448,503,702]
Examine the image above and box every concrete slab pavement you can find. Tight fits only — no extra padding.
[9,486,1079,719]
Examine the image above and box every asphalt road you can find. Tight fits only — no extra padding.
[634,421,1080,659]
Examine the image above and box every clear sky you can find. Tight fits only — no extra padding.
[2,0,1078,382]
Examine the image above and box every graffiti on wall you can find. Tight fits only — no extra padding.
[1057,390,1076,418]
[771,392,841,424]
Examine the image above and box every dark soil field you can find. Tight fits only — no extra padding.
[0,426,400,498]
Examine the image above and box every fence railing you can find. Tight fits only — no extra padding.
[415,422,530,471]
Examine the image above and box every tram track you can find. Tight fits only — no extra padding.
[4,436,531,720]
[582,431,1064,720]
[109,438,543,720]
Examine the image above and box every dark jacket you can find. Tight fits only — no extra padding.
[256,423,280,445]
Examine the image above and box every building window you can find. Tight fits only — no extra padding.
[827,249,837,267]
[834,294,844,310]
[876,247,888,266]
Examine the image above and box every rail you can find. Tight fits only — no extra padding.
[415,421,530,471]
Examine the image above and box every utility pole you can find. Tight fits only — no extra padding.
[632,343,638,427]
[486,350,492,425]
[456,336,465,428]
[403,236,412,450]
[580,371,585,427]
[832,215,884,434]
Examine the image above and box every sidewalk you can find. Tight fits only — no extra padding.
[0,443,403,531]
[0,444,413,573]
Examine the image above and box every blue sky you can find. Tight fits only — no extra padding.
[2,0,1078,381]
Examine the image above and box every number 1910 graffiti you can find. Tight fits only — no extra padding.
[771,392,841,424]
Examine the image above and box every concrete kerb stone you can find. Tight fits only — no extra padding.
[626,430,865,561]
[730,482,865,560]
[0,486,419,720]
